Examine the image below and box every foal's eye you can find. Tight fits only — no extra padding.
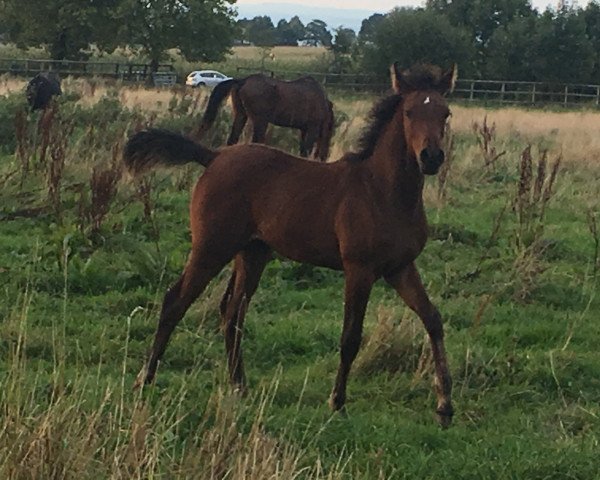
[405,109,414,119]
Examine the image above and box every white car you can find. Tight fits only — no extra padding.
[186,70,231,87]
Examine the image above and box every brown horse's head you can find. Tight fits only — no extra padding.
[315,100,335,161]
[391,63,456,175]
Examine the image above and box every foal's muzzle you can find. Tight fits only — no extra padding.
[419,147,445,175]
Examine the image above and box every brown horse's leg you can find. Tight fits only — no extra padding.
[226,110,248,145]
[251,119,268,144]
[329,264,375,411]
[221,241,271,389]
[300,125,319,159]
[299,129,308,157]
[136,249,231,388]
[385,263,453,428]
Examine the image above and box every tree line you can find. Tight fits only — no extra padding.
[1,0,600,84]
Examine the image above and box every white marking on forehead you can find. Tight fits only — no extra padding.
[424,96,431,104]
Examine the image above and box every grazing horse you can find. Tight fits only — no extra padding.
[26,73,62,111]
[197,74,335,161]
[124,63,457,427]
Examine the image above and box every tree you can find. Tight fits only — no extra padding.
[304,20,332,47]
[330,27,356,73]
[583,1,600,82]
[529,6,595,83]
[486,4,595,83]
[484,15,537,80]
[275,16,305,45]
[244,15,276,46]
[331,27,356,55]
[0,0,237,66]
[426,0,534,74]
[358,13,386,43]
[359,8,475,77]
[0,0,121,59]
[120,0,236,71]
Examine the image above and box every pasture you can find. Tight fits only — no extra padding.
[0,76,599,479]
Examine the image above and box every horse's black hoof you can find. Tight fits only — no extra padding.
[436,405,454,429]
[133,366,154,390]
[328,392,346,412]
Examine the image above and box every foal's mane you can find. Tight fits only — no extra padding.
[349,94,402,162]
[347,64,447,162]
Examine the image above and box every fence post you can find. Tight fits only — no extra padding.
[531,83,536,104]
[469,81,474,101]
[596,86,599,107]
[564,85,568,107]
[500,82,505,102]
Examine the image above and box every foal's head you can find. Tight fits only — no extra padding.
[391,63,456,175]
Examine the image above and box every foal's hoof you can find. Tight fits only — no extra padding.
[328,392,346,413]
[231,384,248,398]
[133,367,153,391]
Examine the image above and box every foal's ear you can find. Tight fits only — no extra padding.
[390,62,410,94]
[438,64,458,95]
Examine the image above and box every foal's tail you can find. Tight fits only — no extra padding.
[198,78,243,134]
[123,129,217,176]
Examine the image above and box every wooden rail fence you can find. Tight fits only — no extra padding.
[0,58,175,82]
[2,59,599,107]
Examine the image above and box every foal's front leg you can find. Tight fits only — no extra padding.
[385,263,453,427]
[329,264,375,411]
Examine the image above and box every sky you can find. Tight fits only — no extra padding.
[236,0,591,13]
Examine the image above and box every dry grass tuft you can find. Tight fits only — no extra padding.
[451,105,600,166]
[87,142,123,234]
[354,306,432,380]
[471,115,506,171]
[512,145,562,300]
[44,102,74,220]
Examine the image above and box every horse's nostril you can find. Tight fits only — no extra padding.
[437,150,445,165]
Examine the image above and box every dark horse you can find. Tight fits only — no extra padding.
[124,63,457,427]
[198,74,335,161]
[26,73,62,111]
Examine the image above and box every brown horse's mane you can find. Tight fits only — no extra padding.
[348,94,402,162]
[347,64,448,163]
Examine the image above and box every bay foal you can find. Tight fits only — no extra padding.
[124,63,456,427]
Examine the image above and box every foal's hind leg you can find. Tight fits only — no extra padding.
[220,241,271,388]
[136,248,232,387]
[385,262,453,428]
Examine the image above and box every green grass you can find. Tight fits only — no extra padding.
[0,91,599,478]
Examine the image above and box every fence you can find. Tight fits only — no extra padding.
[2,59,599,107]
[0,58,175,81]
[236,66,600,108]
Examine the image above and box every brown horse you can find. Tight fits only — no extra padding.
[197,74,335,161]
[125,63,457,427]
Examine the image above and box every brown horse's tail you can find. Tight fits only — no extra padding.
[123,129,217,176]
[198,78,242,134]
